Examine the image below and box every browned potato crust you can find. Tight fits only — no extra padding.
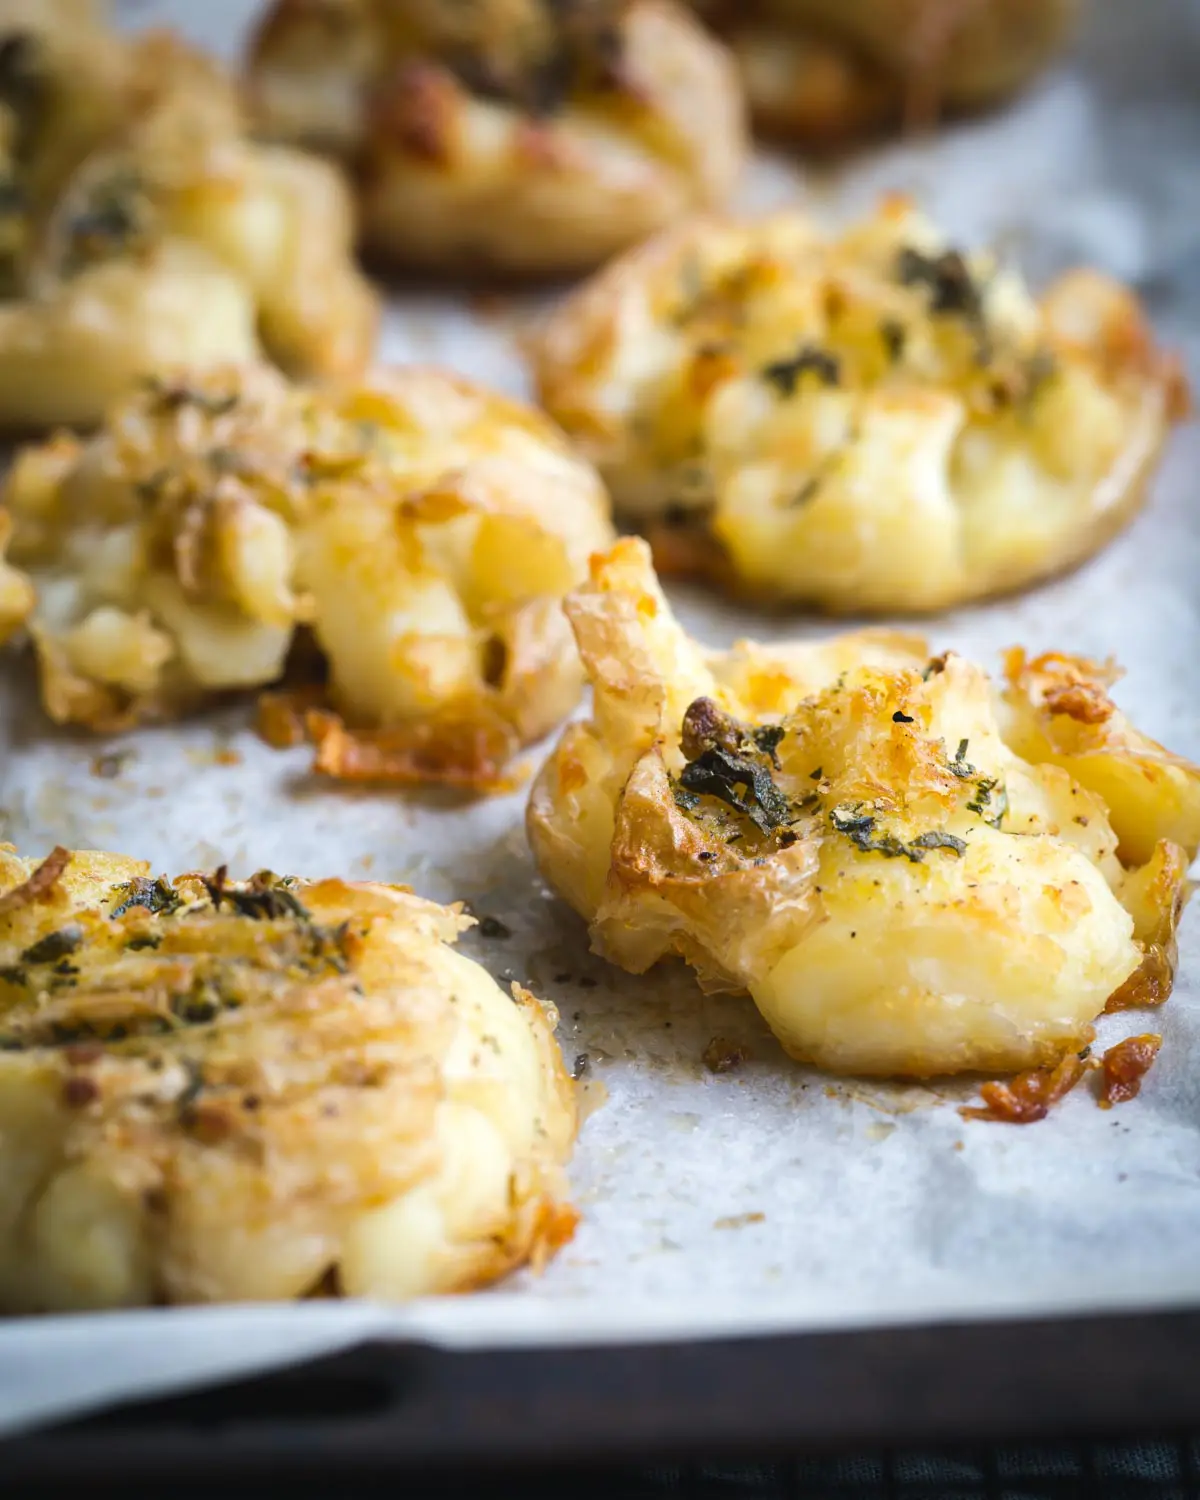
[0,848,576,1310]
[248,0,747,277]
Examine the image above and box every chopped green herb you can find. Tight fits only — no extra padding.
[61,171,152,275]
[949,739,976,778]
[133,469,171,505]
[111,877,181,919]
[830,805,964,863]
[966,776,1009,828]
[170,988,220,1025]
[880,319,907,362]
[762,345,841,397]
[21,925,83,965]
[909,831,967,856]
[202,868,311,922]
[752,724,786,768]
[143,377,239,417]
[671,780,701,813]
[789,477,821,509]
[679,747,791,836]
[896,246,982,321]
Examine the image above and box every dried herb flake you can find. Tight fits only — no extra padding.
[761,345,841,397]
[21,924,83,965]
[830,806,965,863]
[896,246,982,321]
[679,747,791,836]
[111,877,181,919]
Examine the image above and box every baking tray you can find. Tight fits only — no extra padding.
[1,0,1200,1470]
[7,1307,1200,1484]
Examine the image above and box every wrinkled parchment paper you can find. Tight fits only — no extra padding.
[0,0,1198,1440]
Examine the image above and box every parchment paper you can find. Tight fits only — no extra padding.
[0,0,1197,1440]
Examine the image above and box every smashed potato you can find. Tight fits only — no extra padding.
[0,10,376,430]
[248,0,746,277]
[693,0,1081,144]
[527,540,1200,1078]
[534,200,1187,614]
[0,362,615,786]
[0,847,576,1311]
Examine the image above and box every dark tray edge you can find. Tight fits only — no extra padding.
[4,1301,1199,1481]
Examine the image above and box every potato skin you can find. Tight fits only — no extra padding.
[0,13,377,431]
[248,0,746,277]
[527,539,1200,1079]
[0,362,615,786]
[693,0,1081,145]
[0,847,576,1311]
[533,199,1187,615]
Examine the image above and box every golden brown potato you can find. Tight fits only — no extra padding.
[0,362,615,787]
[527,539,1200,1079]
[693,0,1082,145]
[0,846,576,1311]
[248,0,746,277]
[0,12,377,431]
[533,199,1187,615]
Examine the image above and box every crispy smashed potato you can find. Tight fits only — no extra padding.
[534,200,1187,614]
[527,540,1200,1079]
[0,5,376,430]
[693,0,1081,145]
[0,363,615,786]
[248,0,746,277]
[0,847,576,1311]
